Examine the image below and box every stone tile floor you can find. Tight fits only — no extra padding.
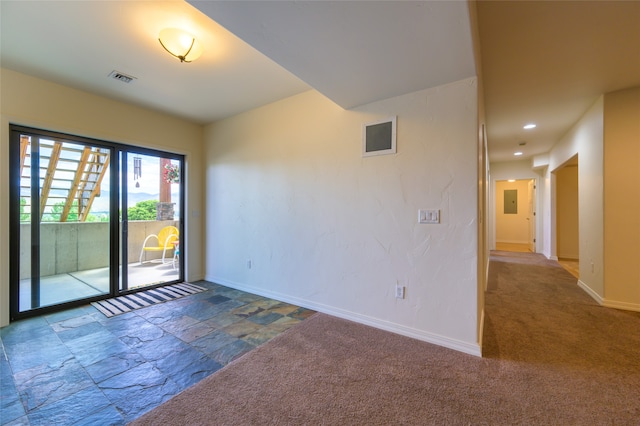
[0,281,315,425]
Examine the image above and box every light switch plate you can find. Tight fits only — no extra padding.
[418,209,440,224]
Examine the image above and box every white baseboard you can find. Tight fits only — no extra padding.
[477,308,485,356]
[602,299,640,312]
[206,275,482,357]
[577,280,640,312]
[548,255,559,261]
[577,280,604,305]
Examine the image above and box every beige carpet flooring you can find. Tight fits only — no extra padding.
[131,251,640,425]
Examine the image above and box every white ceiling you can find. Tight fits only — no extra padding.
[0,0,310,124]
[1,1,639,163]
[477,0,640,162]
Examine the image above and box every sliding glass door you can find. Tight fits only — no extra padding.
[122,152,182,291]
[9,126,184,320]
[10,130,113,313]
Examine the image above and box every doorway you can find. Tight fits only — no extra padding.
[9,125,184,320]
[554,156,579,278]
[495,179,536,253]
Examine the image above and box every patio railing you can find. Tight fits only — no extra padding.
[19,220,179,279]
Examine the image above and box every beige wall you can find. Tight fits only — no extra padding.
[604,86,640,309]
[495,179,531,244]
[555,164,579,259]
[547,97,604,299]
[0,68,205,326]
[204,79,481,355]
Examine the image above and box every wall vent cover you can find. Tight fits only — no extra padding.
[109,70,136,84]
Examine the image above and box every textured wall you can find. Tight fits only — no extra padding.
[204,79,480,354]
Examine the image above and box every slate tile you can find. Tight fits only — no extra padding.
[267,316,302,333]
[131,333,191,363]
[3,415,29,426]
[26,385,109,426]
[99,362,180,422]
[243,327,282,346]
[156,314,200,335]
[181,299,244,322]
[268,303,300,316]
[5,337,71,375]
[153,346,222,391]
[247,311,284,326]
[62,325,116,350]
[288,307,316,320]
[98,313,149,337]
[223,319,263,338]
[44,306,97,325]
[71,404,125,426]
[203,311,244,328]
[191,330,239,356]
[206,294,231,305]
[209,340,256,365]
[118,322,165,348]
[51,314,100,335]
[15,358,94,412]
[0,396,26,425]
[232,304,265,319]
[170,321,218,343]
[67,336,132,368]
[85,350,146,384]
[0,317,53,347]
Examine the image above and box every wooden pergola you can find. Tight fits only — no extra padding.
[20,136,110,222]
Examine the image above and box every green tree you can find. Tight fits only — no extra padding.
[127,200,157,221]
[20,198,30,221]
[46,200,79,222]
[43,200,98,222]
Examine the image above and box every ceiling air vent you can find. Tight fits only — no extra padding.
[108,70,136,84]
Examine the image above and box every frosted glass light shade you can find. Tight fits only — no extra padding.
[158,28,203,63]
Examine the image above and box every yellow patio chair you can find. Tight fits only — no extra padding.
[139,225,179,264]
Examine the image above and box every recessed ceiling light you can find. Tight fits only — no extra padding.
[508,179,516,182]
[523,124,536,130]
[514,151,523,156]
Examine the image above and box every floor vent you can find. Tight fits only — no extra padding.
[109,70,136,84]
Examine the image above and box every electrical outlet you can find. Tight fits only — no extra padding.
[395,284,405,299]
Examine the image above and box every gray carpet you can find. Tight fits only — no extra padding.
[131,251,640,425]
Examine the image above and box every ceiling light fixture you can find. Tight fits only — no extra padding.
[158,28,203,63]
[514,151,523,156]
[523,123,536,130]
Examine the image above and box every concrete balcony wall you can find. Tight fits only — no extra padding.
[20,220,179,279]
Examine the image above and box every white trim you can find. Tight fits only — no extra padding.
[577,280,604,305]
[207,275,482,357]
[577,280,640,312]
[477,308,485,356]
[548,255,559,261]
[362,116,397,157]
[602,299,640,313]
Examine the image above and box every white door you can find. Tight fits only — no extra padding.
[527,179,536,252]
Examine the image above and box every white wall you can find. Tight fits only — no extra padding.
[204,79,481,355]
[547,97,604,300]
[0,68,205,326]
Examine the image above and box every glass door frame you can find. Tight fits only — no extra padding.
[119,148,185,294]
[9,125,185,321]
